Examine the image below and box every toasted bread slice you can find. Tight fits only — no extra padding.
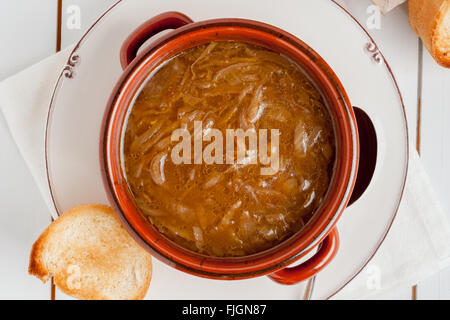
[409,0,450,68]
[29,204,152,300]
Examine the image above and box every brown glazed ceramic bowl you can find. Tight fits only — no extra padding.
[101,12,361,285]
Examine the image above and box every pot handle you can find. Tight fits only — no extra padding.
[268,228,339,285]
[120,11,193,70]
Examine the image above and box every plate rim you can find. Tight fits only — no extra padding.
[44,0,409,299]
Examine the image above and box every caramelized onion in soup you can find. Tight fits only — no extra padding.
[123,41,335,257]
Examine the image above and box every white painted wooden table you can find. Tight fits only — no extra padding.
[0,0,448,300]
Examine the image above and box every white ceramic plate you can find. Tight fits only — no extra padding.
[46,0,408,299]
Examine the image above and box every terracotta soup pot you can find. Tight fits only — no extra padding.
[101,12,375,285]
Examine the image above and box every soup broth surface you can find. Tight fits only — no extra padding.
[123,41,335,257]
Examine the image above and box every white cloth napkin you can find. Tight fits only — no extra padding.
[0,47,73,218]
[1,47,450,299]
[371,0,407,14]
[335,150,450,299]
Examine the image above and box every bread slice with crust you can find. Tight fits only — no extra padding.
[409,0,450,68]
[29,204,152,300]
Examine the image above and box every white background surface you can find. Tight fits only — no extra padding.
[0,0,448,299]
